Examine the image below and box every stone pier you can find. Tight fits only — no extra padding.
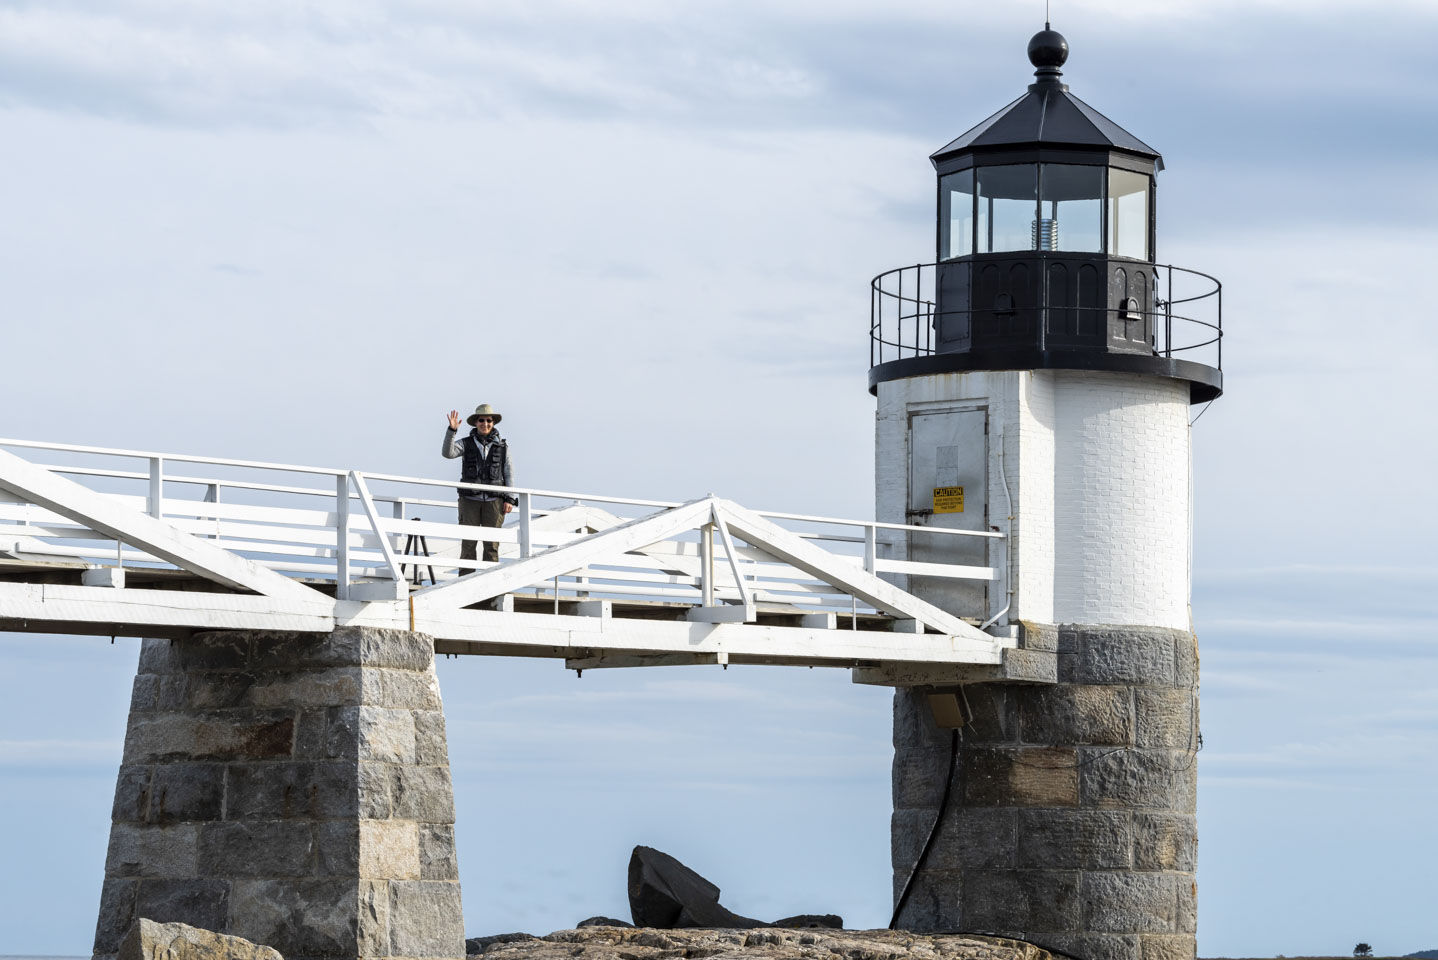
[892,624,1199,960]
[93,627,465,960]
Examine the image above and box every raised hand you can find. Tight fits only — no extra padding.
[447,409,461,430]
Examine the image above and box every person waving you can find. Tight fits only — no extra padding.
[442,404,516,566]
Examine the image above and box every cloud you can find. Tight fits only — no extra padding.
[1204,731,1438,777]
[1199,565,1438,583]
[1200,669,1287,694]
[481,677,772,709]
[2,0,1433,159]
[0,738,122,766]
[1203,617,1438,636]
[212,262,261,276]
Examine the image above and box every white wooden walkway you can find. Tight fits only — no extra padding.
[0,438,1017,679]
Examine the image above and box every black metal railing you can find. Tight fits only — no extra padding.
[869,261,1222,372]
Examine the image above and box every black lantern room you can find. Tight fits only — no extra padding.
[868,26,1222,402]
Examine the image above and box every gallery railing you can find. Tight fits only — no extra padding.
[870,260,1222,371]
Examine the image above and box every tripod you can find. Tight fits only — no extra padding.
[400,519,438,587]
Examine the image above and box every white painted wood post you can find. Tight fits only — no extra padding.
[518,492,532,558]
[148,457,164,519]
[864,524,877,574]
[205,483,221,540]
[700,522,715,607]
[392,498,408,583]
[335,474,351,600]
[574,520,590,597]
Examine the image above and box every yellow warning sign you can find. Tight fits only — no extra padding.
[933,486,965,514]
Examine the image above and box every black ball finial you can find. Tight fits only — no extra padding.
[1028,26,1069,76]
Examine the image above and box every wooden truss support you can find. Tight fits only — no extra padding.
[410,494,989,640]
[710,499,985,640]
[411,497,716,613]
[0,448,327,603]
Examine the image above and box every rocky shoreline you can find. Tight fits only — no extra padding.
[115,919,1071,960]
[469,926,1068,960]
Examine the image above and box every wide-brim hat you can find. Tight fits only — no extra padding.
[467,403,502,426]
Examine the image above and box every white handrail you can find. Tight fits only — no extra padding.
[0,437,348,477]
[0,436,1005,614]
[3,436,1000,541]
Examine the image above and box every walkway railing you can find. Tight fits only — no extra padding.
[0,438,1002,619]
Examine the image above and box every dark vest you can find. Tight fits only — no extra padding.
[459,431,508,498]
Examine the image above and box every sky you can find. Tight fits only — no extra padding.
[1,0,1436,955]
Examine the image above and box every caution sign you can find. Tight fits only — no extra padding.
[933,486,965,514]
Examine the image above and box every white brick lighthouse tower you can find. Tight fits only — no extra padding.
[872,25,1221,960]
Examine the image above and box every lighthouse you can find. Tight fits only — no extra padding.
[872,25,1220,960]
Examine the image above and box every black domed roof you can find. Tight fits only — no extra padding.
[931,28,1163,169]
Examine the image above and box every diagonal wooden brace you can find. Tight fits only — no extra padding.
[410,497,718,613]
[0,447,329,602]
[712,498,988,640]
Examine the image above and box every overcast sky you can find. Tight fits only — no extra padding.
[2,0,1436,956]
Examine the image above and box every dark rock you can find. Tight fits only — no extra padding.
[467,933,538,954]
[576,917,634,929]
[627,846,763,929]
[770,915,843,929]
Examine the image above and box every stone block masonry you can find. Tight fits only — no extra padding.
[93,627,464,960]
[892,625,1199,960]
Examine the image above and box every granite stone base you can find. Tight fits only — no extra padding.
[892,624,1198,960]
[93,627,464,960]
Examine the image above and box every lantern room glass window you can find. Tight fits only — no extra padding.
[977,164,1037,253]
[1107,168,1151,260]
[939,169,974,259]
[938,163,1154,258]
[1039,164,1102,253]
